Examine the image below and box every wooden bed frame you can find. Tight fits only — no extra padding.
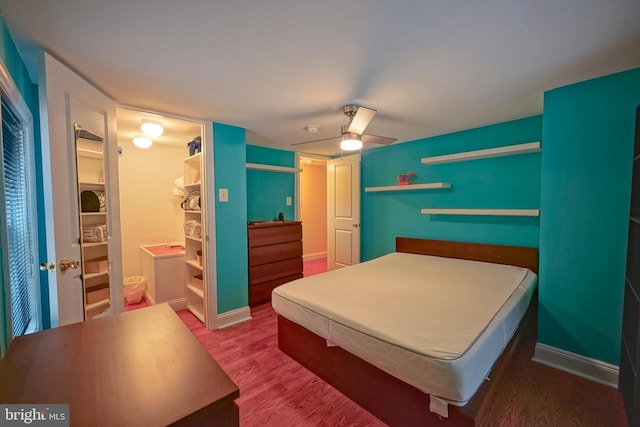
[277,237,539,427]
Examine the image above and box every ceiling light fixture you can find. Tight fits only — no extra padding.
[133,135,152,149]
[340,132,363,151]
[140,119,164,137]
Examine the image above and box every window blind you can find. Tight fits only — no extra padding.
[2,99,34,337]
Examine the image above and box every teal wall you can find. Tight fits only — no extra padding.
[246,145,295,221]
[213,123,249,313]
[0,17,44,355]
[361,116,542,260]
[539,68,640,365]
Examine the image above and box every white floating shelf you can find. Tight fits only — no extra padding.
[246,163,302,173]
[421,208,540,217]
[421,142,541,165]
[365,182,451,192]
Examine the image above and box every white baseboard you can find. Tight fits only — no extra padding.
[217,306,252,329]
[303,251,327,261]
[143,292,187,311]
[533,343,619,388]
[144,291,155,306]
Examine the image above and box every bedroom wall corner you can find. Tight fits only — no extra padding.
[213,122,249,314]
[360,116,542,261]
[539,67,640,366]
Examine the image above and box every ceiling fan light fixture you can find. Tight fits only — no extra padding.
[140,119,164,137]
[133,135,152,149]
[340,132,363,151]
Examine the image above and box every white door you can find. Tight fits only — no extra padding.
[39,53,123,326]
[327,154,360,270]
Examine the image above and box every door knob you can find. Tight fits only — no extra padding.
[352,223,360,228]
[59,259,80,272]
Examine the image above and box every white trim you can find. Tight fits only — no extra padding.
[201,122,218,331]
[294,153,301,221]
[303,251,327,261]
[421,141,541,165]
[533,343,619,388]
[217,306,252,329]
[421,208,540,217]
[365,182,451,192]
[246,162,302,173]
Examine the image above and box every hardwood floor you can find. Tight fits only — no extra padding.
[179,304,628,427]
[303,257,327,277]
[178,303,384,426]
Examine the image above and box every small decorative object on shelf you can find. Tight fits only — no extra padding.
[187,136,201,156]
[397,171,415,185]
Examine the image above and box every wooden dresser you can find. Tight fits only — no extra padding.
[248,221,303,306]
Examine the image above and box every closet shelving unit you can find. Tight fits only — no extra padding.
[184,152,205,323]
[419,141,541,216]
[75,126,111,320]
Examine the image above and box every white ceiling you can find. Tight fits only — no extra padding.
[1,1,639,156]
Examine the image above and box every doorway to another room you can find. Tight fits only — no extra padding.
[116,107,203,312]
[298,156,328,276]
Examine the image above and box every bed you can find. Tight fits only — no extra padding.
[271,237,539,427]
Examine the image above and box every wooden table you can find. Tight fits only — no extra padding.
[0,304,239,426]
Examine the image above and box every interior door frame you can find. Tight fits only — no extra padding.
[295,152,330,261]
[118,104,218,330]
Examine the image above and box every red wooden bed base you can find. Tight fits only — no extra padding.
[277,237,539,427]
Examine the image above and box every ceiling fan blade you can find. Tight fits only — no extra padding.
[361,134,397,146]
[347,106,376,134]
[290,136,340,147]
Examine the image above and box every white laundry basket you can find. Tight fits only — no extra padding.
[123,276,146,304]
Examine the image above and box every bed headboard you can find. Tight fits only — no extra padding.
[396,237,539,273]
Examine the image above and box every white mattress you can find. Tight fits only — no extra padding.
[271,252,537,405]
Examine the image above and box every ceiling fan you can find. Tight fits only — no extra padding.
[291,104,397,152]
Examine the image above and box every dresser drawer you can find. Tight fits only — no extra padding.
[248,223,302,247]
[249,241,302,266]
[249,257,303,286]
[249,273,303,306]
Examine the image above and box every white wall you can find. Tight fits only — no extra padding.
[118,140,186,278]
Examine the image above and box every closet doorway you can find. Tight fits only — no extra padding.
[116,107,211,323]
[298,156,328,273]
